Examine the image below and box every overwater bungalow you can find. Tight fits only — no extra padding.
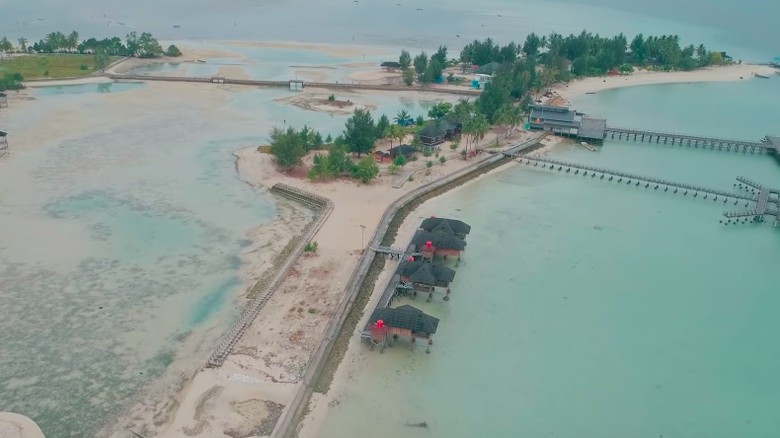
[419,217,471,239]
[397,259,456,299]
[412,230,466,261]
[366,305,439,352]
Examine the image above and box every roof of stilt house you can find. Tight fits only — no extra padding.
[0,131,7,137]
[397,260,456,286]
[412,230,466,250]
[368,305,439,334]
[419,217,471,236]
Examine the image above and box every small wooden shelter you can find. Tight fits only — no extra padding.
[412,230,466,261]
[366,305,439,352]
[380,61,402,72]
[0,92,7,108]
[374,144,417,163]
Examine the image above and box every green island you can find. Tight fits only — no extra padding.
[0,31,181,86]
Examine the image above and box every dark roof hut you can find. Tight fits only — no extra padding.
[417,124,446,146]
[388,144,418,158]
[412,230,466,260]
[420,217,471,238]
[398,260,456,288]
[380,61,402,71]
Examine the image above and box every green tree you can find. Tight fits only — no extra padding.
[426,160,434,174]
[325,134,333,144]
[394,109,411,125]
[326,143,353,175]
[494,104,514,137]
[343,108,377,156]
[0,37,12,53]
[94,48,111,72]
[402,68,414,86]
[432,45,448,65]
[415,115,425,126]
[710,51,723,65]
[353,156,379,183]
[0,72,25,92]
[423,59,443,83]
[413,52,428,79]
[388,163,400,175]
[165,45,182,57]
[392,154,406,167]
[17,37,27,53]
[427,102,452,119]
[476,76,511,122]
[386,124,406,148]
[270,126,307,171]
[125,32,140,57]
[618,63,634,74]
[376,114,390,139]
[137,32,163,58]
[399,49,411,70]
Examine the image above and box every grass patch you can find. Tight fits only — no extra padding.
[0,54,119,79]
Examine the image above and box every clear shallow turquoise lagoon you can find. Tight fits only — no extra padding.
[318,79,780,437]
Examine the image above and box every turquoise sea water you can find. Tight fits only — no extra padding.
[318,79,780,437]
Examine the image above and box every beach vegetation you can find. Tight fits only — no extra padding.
[328,93,336,101]
[432,45,448,66]
[385,124,406,148]
[422,59,444,84]
[427,102,452,119]
[376,114,390,138]
[308,143,355,180]
[343,108,377,157]
[439,156,446,164]
[0,72,24,92]
[394,109,411,125]
[304,241,319,254]
[399,50,412,70]
[402,68,414,86]
[618,63,634,74]
[325,134,333,144]
[422,148,432,158]
[413,52,428,80]
[387,164,400,175]
[0,53,113,79]
[269,126,307,171]
[450,140,459,151]
[415,115,424,126]
[352,156,380,183]
[165,44,182,57]
[392,155,407,167]
[0,37,13,54]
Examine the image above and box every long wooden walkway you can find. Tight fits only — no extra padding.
[514,155,757,202]
[604,126,769,153]
[105,73,482,96]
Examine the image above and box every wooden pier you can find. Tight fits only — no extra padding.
[516,155,780,228]
[105,73,482,96]
[603,127,769,153]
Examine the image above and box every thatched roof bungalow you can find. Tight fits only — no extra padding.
[397,260,456,288]
[368,304,440,345]
[412,230,466,260]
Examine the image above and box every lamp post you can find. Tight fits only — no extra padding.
[360,224,366,249]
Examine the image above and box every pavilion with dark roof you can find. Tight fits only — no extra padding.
[419,217,471,239]
[412,229,466,261]
[397,259,456,293]
[417,123,447,147]
[366,305,439,352]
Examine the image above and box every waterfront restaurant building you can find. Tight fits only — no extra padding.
[528,104,607,143]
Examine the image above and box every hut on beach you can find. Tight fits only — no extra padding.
[0,92,7,108]
[412,230,466,261]
[366,305,439,352]
[417,124,447,147]
[380,61,402,72]
[419,217,471,239]
[374,144,417,163]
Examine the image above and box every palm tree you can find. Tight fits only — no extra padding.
[494,105,512,138]
[471,113,490,153]
[394,109,411,126]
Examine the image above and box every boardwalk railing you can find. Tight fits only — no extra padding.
[206,183,333,368]
[604,126,767,152]
[517,155,757,202]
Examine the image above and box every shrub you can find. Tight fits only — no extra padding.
[43,69,49,76]
[392,155,406,167]
[422,148,432,157]
[388,163,399,175]
[304,241,319,253]
[415,115,424,126]
[79,64,88,71]
[450,141,459,151]
[328,94,336,101]
[439,156,446,164]
[165,45,183,57]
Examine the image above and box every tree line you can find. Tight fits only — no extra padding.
[0,31,182,59]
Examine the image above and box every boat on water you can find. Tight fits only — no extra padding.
[754,73,770,79]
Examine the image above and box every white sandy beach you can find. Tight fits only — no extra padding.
[554,63,777,101]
